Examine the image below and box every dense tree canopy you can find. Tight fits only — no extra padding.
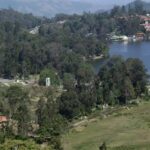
[0,6,149,150]
[97,57,148,105]
[39,68,60,86]
[0,6,147,79]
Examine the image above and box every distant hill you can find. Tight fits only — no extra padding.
[0,0,106,18]
[126,0,150,11]
[0,9,49,28]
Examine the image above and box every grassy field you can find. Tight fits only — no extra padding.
[63,101,150,150]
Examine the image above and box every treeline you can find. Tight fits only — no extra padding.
[97,57,148,105]
[0,6,149,149]
[59,56,148,119]
[0,8,49,28]
[0,3,148,80]
[0,85,63,149]
[0,10,111,79]
[0,7,146,79]
[109,0,147,35]
[0,56,148,149]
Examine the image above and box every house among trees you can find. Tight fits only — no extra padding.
[140,15,150,31]
[136,32,145,40]
[0,115,8,129]
[0,115,8,123]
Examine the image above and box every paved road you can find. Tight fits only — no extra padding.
[0,78,15,84]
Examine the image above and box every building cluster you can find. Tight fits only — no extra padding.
[109,14,150,42]
[140,14,150,32]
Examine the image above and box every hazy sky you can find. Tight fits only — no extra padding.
[72,0,150,5]
[72,0,133,4]
[0,0,150,17]
[1,0,150,5]
[0,0,139,7]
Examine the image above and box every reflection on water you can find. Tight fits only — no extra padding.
[93,41,150,74]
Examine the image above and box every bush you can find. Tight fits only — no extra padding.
[0,131,5,144]
[39,68,60,86]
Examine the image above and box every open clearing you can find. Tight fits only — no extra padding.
[63,102,150,150]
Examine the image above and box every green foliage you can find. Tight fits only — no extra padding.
[116,16,142,35]
[60,52,83,75]
[14,104,30,136]
[36,95,67,149]
[59,90,81,119]
[79,89,97,113]
[0,7,148,150]
[0,9,110,78]
[0,7,145,79]
[0,139,52,150]
[126,58,148,97]
[39,68,60,86]
[6,85,30,136]
[99,57,147,104]
[0,9,45,28]
[0,131,5,144]
[77,63,94,84]
[97,57,147,105]
[6,85,29,113]
[63,73,76,90]
[99,142,107,150]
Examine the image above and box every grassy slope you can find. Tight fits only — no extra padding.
[63,102,150,150]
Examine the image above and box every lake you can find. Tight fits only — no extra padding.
[93,41,150,74]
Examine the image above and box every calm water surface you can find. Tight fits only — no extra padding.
[94,41,150,74]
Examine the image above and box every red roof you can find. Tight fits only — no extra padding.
[0,116,8,123]
[140,16,150,20]
[144,18,150,21]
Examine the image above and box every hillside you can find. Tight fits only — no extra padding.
[63,101,150,150]
[126,0,150,11]
[0,3,149,150]
[0,0,105,18]
[0,9,49,28]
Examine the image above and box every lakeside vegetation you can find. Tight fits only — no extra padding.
[0,0,147,79]
[0,0,150,149]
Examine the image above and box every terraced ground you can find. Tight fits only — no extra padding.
[63,101,150,150]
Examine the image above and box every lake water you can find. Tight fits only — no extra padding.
[93,41,150,74]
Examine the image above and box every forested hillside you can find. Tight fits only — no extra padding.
[0,0,106,17]
[0,9,48,28]
[0,6,145,79]
[0,10,112,79]
[126,0,150,13]
[0,5,149,150]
